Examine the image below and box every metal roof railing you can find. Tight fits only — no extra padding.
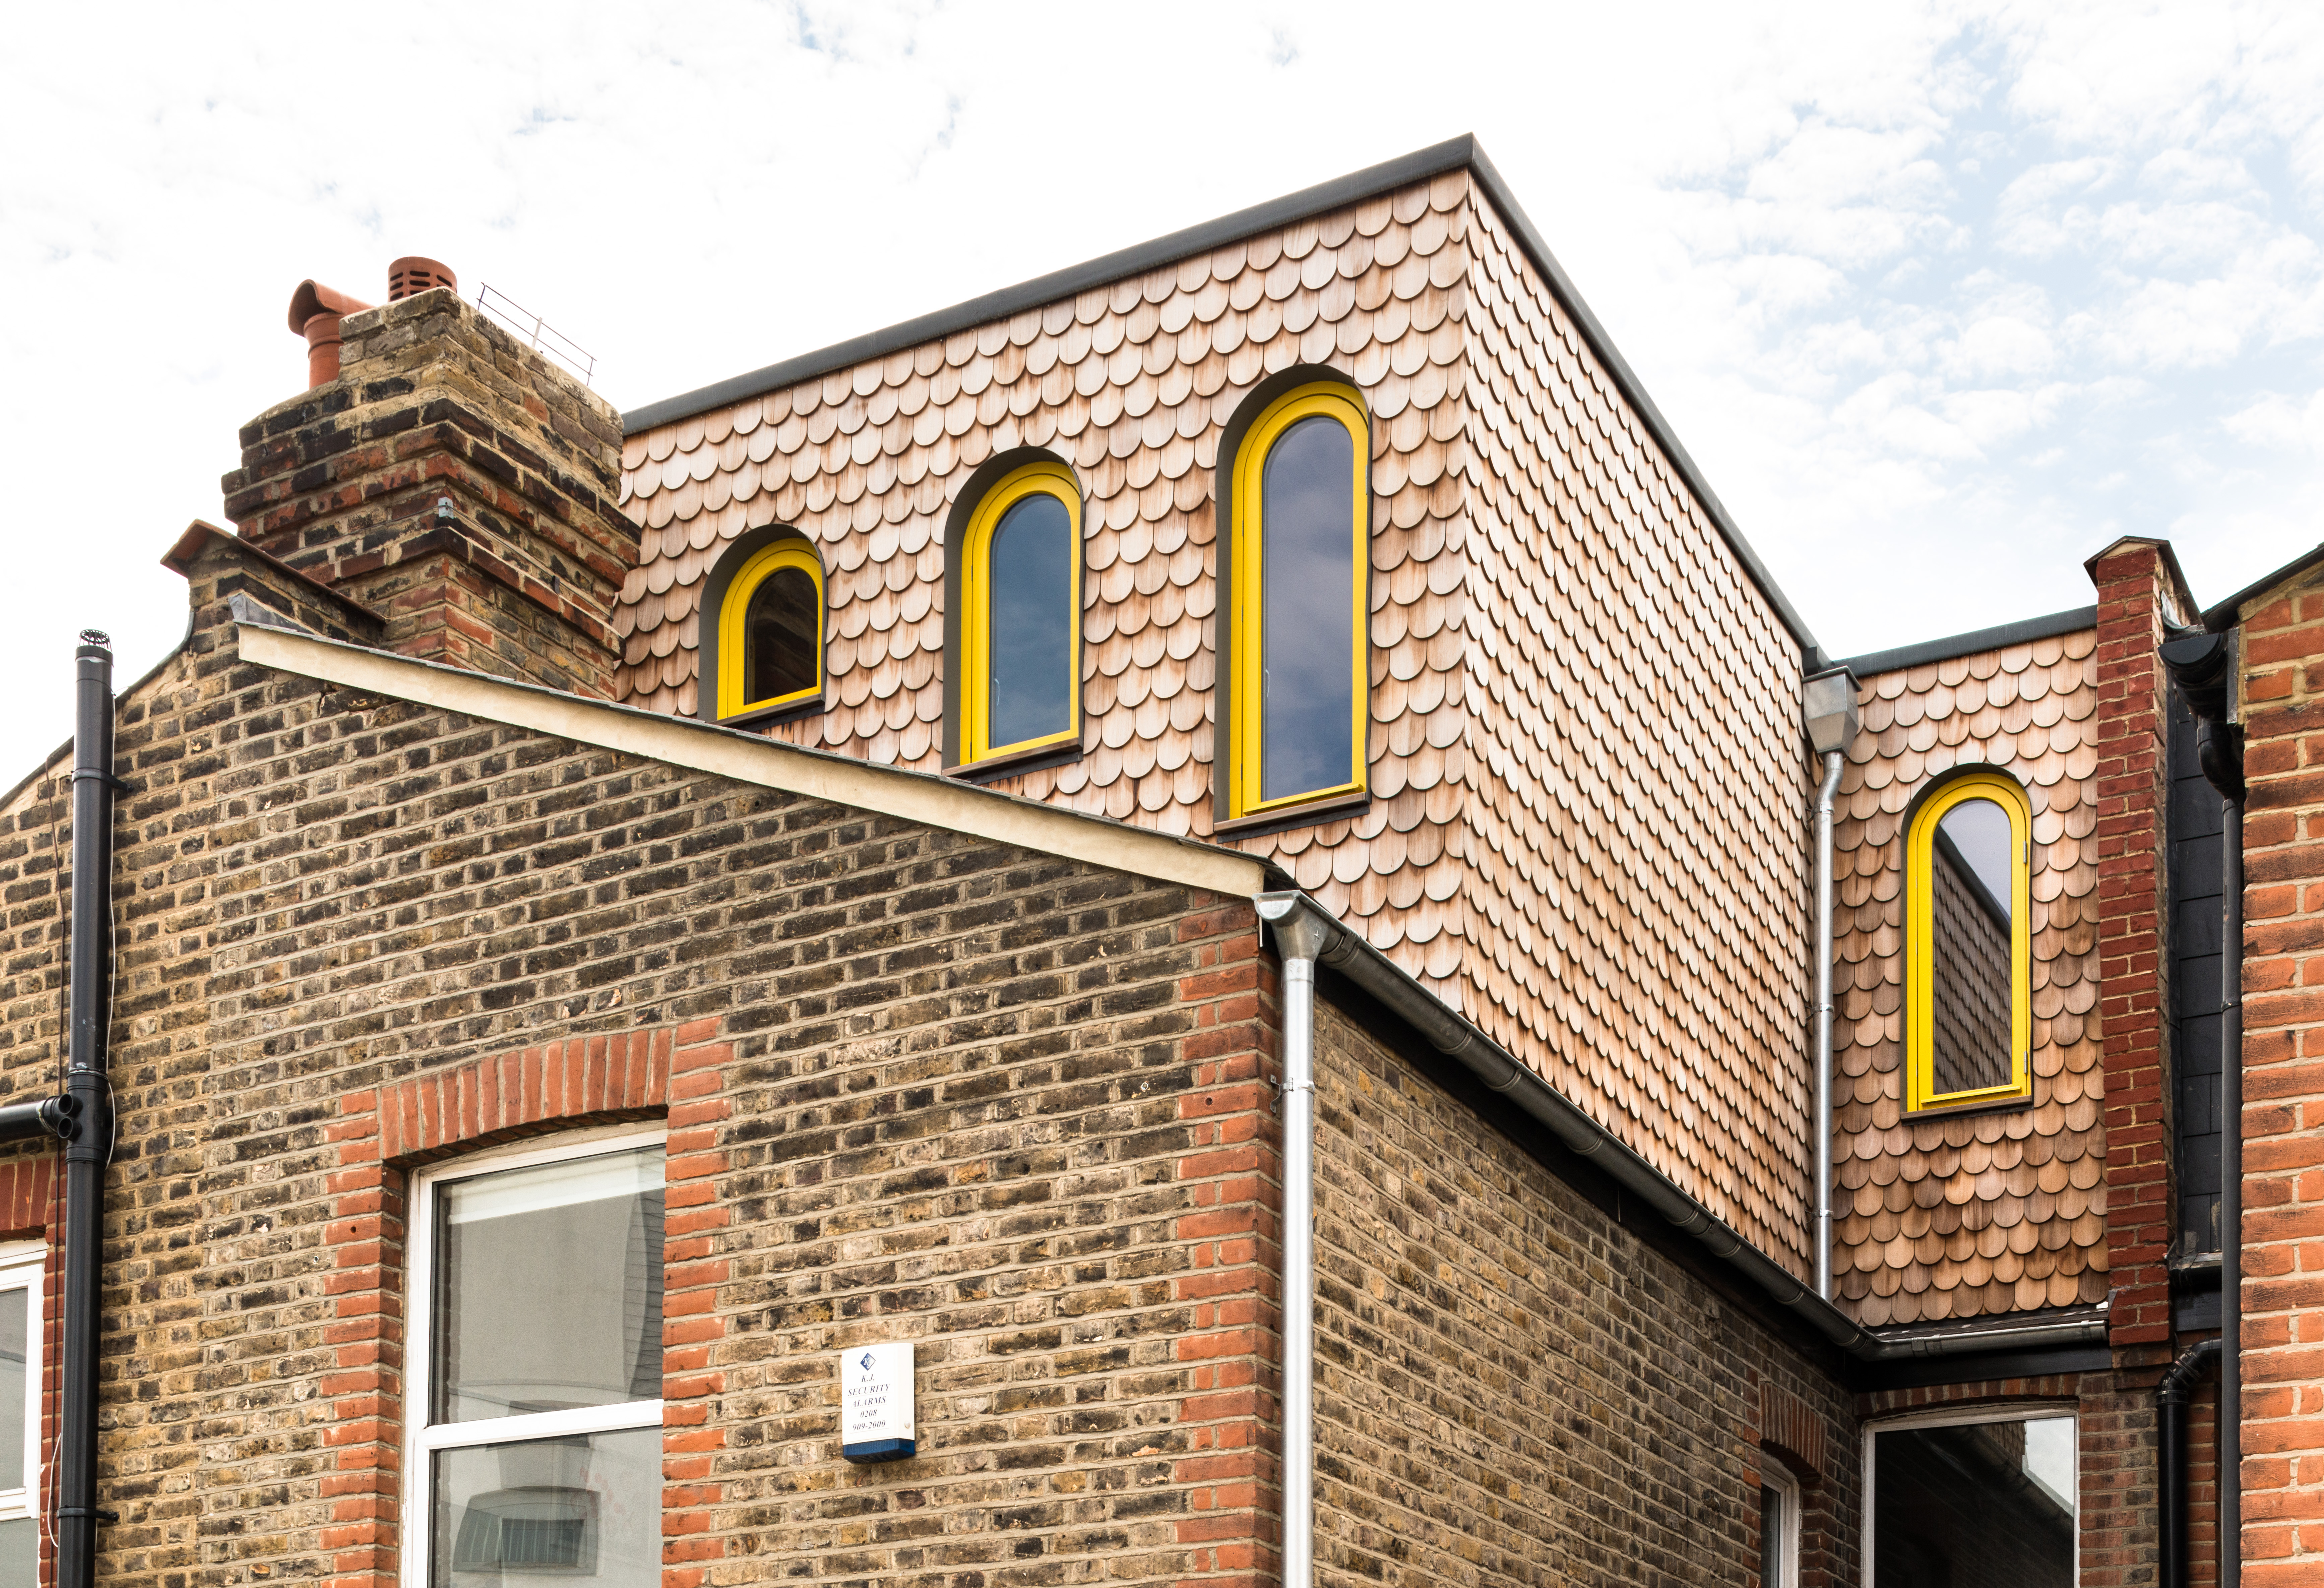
[475,284,596,386]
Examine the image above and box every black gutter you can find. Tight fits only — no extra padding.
[2161,625,2244,1588]
[2159,1337,2223,1588]
[56,632,117,1588]
[1834,605,2097,680]
[1257,890,2111,1363]
[621,134,1826,666]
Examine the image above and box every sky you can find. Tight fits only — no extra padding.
[3,0,2320,765]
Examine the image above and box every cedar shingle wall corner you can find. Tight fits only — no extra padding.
[1453,180,1816,1274]
[2230,560,2324,1579]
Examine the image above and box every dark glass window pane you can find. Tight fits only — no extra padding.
[1930,797,2014,1094]
[985,492,1074,749]
[1759,1480,1783,1585]
[0,1518,30,1588]
[744,565,818,705]
[1874,1418,2073,1586]
[433,1426,660,1588]
[1260,415,1355,803]
[434,1147,665,1424]
[0,1288,21,1491]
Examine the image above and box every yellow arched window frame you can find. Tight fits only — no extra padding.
[1906,770,2034,1112]
[960,461,1082,762]
[1229,383,1370,820]
[715,539,825,719]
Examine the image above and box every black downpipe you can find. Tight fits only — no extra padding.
[2162,626,2245,1588]
[2221,788,2243,1588]
[57,632,116,1588]
[2159,1336,2222,1588]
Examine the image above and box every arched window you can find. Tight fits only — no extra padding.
[1226,382,1370,821]
[711,538,823,721]
[959,461,1081,764]
[1907,769,2033,1111]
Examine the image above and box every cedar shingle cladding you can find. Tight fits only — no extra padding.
[1831,631,2108,1324]
[617,168,1817,1271]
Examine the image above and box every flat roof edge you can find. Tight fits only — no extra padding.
[621,134,1822,660]
[622,135,1481,435]
[1835,606,2097,679]
[1456,145,1820,660]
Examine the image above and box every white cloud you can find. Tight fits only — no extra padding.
[0,0,2321,755]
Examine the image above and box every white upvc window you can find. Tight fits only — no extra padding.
[0,1245,42,1586]
[403,1127,666,1588]
[1864,1404,2078,1587]
[1758,1461,1799,1588]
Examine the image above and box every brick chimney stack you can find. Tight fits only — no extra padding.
[219,265,636,697]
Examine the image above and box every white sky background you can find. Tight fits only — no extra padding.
[3,0,2320,765]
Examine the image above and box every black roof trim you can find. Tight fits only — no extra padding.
[622,135,1823,660]
[2204,540,2324,631]
[1837,606,2097,679]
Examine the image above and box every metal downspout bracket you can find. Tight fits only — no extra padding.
[1253,893,1334,1588]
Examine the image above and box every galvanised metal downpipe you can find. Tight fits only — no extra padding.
[2159,1336,2222,1588]
[1253,893,1334,1588]
[57,630,118,1588]
[1802,669,1859,1298]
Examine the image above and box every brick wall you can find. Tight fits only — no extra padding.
[1309,1000,1859,1588]
[2091,539,2183,1365]
[2234,562,2324,1583]
[2086,541,2183,1588]
[0,565,1289,1587]
[221,287,636,697]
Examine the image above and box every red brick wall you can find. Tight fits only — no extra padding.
[316,1028,681,1588]
[2092,540,2180,1364]
[2235,565,2324,1582]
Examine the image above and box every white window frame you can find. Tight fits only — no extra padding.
[399,1124,667,1588]
[1759,1460,1800,1588]
[1862,1402,2078,1587]
[0,1242,44,1541]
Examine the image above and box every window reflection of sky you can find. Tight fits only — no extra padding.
[1938,796,2014,914]
[1260,415,1353,803]
[986,493,1073,749]
[2021,1416,2075,1517]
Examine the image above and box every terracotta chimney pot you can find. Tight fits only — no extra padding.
[387,257,458,301]
[287,279,376,387]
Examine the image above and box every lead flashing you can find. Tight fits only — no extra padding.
[236,624,1279,902]
[622,135,1823,660]
[1836,606,2098,680]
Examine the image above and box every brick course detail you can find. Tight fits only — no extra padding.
[2234,563,2324,1583]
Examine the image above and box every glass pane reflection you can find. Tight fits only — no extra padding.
[744,566,818,705]
[0,1288,23,1491]
[985,492,1073,749]
[434,1147,665,1424]
[433,1426,661,1588]
[1259,415,1354,803]
[0,1518,30,1588]
[1929,796,2014,1095]
[1875,1417,2073,1587]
